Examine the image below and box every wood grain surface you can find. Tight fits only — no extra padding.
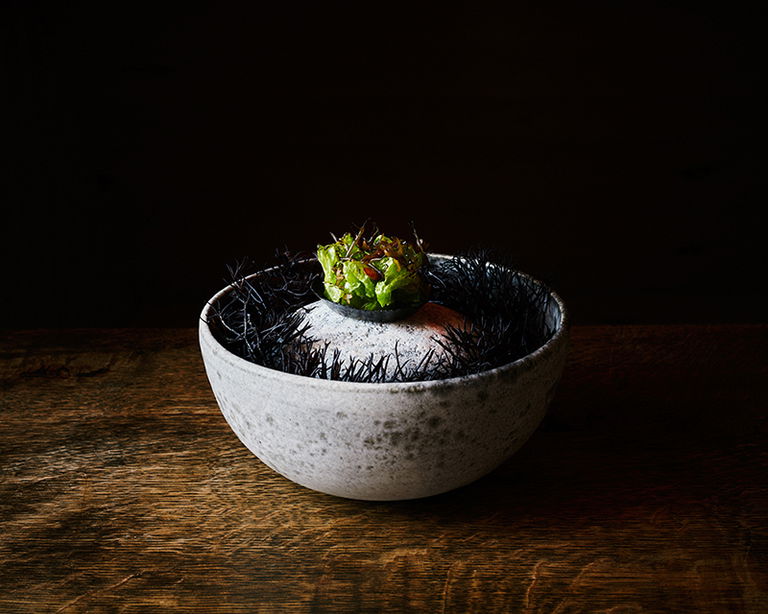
[1,326,766,613]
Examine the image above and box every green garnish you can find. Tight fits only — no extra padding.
[317,228,429,310]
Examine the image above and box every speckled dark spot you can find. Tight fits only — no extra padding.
[428,416,442,428]
[319,432,327,440]
[383,420,396,429]
[439,399,450,408]
[265,414,274,425]
[363,437,375,448]
[373,419,381,425]
[388,431,403,445]
[406,453,415,460]
[336,411,348,419]
[430,385,454,398]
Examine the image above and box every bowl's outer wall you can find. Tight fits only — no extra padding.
[199,256,569,501]
[199,336,568,502]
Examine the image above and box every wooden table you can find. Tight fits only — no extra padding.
[1,326,766,613]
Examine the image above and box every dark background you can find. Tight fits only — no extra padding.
[4,3,766,327]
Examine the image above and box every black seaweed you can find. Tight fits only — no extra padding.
[204,249,559,383]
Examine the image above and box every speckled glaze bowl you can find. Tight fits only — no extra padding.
[199,255,569,501]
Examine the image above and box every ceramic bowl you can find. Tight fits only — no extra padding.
[199,255,569,501]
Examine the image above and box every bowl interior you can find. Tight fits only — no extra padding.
[201,253,568,389]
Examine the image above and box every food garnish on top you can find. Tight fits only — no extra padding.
[317,226,429,311]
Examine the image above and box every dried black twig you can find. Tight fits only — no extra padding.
[424,248,557,374]
[204,248,558,383]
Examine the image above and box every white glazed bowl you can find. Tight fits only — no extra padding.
[199,255,569,501]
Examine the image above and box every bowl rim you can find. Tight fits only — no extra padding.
[199,253,569,393]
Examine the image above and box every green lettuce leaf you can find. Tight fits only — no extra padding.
[374,257,422,308]
[339,260,376,308]
[317,230,428,310]
[317,244,339,284]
